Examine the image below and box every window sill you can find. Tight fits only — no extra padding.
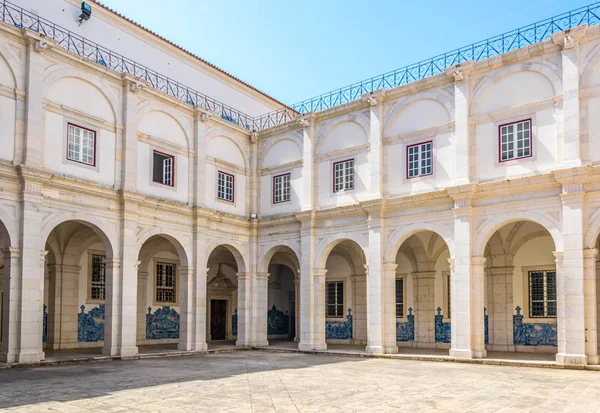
[86,299,105,305]
[333,188,355,195]
[152,302,179,307]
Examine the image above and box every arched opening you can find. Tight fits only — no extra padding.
[394,231,451,353]
[321,239,367,349]
[0,219,11,358]
[265,246,300,349]
[206,245,245,348]
[483,221,557,360]
[136,234,188,353]
[42,220,114,359]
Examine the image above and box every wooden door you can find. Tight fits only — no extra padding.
[210,299,227,340]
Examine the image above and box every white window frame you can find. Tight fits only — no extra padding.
[499,119,532,162]
[333,159,354,193]
[217,171,235,202]
[406,141,433,178]
[273,173,291,204]
[67,123,96,166]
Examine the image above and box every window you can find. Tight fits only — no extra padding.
[499,119,531,161]
[156,262,176,304]
[447,274,451,318]
[529,270,556,318]
[395,278,404,318]
[333,159,354,192]
[217,171,234,202]
[67,123,96,166]
[407,141,433,178]
[90,254,106,301]
[326,281,344,318]
[273,173,291,204]
[152,151,174,186]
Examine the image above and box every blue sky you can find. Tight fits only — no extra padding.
[100,0,594,106]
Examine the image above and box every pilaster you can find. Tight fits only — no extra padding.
[177,266,195,351]
[136,270,149,342]
[364,91,386,199]
[193,108,210,207]
[300,114,316,211]
[485,266,514,351]
[254,272,269,347]
[412,271,436,346]
[0,247,22,363]
[235,272,251,347]
[297,211,318,351]
[191,214,208,351]
[583,248,598,364]
[313,268,328,350]
[120,74,145,190]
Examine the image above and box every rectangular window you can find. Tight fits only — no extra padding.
[90,254,106,301]
[447,274,451,318]
[152,151,174,186]
[499,119,531,161]
[156,262,176,304]
[529,270,557,318]
[217,171,234,202]
[396,278,404,318]
[273,173,291,204]
[333,159,354,192]
[326,281,344,318]
[67,124,96,166]
[407,141,433,178]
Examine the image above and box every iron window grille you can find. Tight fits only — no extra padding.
[156,262,176,303]
[447,274,451,318]
[67,123,96,166]
[152,150,174,186]
[333,159,354,192]
[273,173,291,204]
[396,278,404,318]
[529,270,557,318]
[326,281,344,318]
[499,119,532,162]
[407,141,433,178]
[217,171,235,202]
[90,254,106,301]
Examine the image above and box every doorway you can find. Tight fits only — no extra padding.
[210,300,227,340]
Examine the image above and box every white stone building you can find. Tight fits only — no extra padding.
[0,0,600,366]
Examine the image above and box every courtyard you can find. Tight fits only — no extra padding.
[1,352,600,412]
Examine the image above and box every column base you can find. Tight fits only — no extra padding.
[177,342,191,352]
[236,339,250,347]
[556,353,588,365]
[191,342,208,351]
[252,340,269,348]
[384,345,398,354]
[586,354,599,365]
[365,345,383,355]
[298,341,327,351]
[449,348,487,359]
[3,350,44,363]
[119,346,139,357]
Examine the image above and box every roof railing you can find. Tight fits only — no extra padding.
[2,0,600,131]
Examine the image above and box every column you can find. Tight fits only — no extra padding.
[486,266,514,352]
[413,271,436,346]
[47,264,80,349]
[300,115,316,211]
[294,278,300,342]
[136,270,148,343]
[120,74,144,190]
[313,268,327,350]
[445,62,474,185]
[190,215,208,351]
[178,266,195,351]
[583,249,598,364]
[297,211,317,351]
[254,272,269,347]
[236,272,251,346]
[382,263,398,353]
[551,27,587,167]
[103,258,120,355]
[365,91,386,199]
[0,248,21,362]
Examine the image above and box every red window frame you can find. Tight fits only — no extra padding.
[66,123,97,167]
[332,158,355,193]
[405,140,433,179]
[498,118,533,163]
[217,170,235,203]
[152,150,175,187]
[272,172,291,204]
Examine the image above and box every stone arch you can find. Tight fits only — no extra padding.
[473,212,563,257]
[0,41,22,89]
[258,241,301,274]
[584,207,600,249]
[206,242,248,274]
[580,43,600,88]
[0,208,16,248]
[136,228,191,267]
[136,105,192,151]
[385,222,454,263]
[384,90,454,135]
[470,60,560,114]
[43,70,118,124]
[315,112,370,155]
[40,212,117,258]
[259,134,303,170]
[206,128,249,170]
[314,232,368,269]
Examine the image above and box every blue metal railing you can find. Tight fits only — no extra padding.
[2,0,600,130]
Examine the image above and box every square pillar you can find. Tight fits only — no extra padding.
[486,267,514,352]
[300,115,316,211]
[254,272,269,347]
[0,248,24,363]
[136,271,148,343]
[297,211,319,351]
[120,74,144,191]
[364,91,386,199]
[236,272,251,347]
[583,249,598,364]
[178,266,194,351]
[313,268,327,350]
[413,271,436,346]
[47,264,80,349]
[382,263,398,353]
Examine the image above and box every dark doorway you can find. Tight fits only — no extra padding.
[210,299,227,340]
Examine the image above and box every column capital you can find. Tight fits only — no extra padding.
[447,257,455,271]
[313,268,327,278]
[382,262,398,272]
[256,272,270,280]
[471,256,486,266]
[121,73,146,93]
[361,89,387,106]
[40,250,49,261]
[2,247,20,259]
[296,112,316,128]
[487,266,514,276]
[178,266,195,274]
[551,25,588,50]
[133,260,142,270]
[137,270,149,279]
[444,61,474,81]
[105,258,121,270]
[553,251,564,264]
[584,248,598,259]
[21,28,57,53]
[236,272,250,280]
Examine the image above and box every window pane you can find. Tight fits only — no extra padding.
[91,254,106,301]
[396,278,404,318]
[156,262,176,303]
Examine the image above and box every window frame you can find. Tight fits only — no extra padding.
[498,118,533,163]
[272,172,291,204]
[152,150,176,187]
[325,280,345,318]
[217,170,235,203]
[86,250,106,304]
[332,158,355,193]
[66,123,97,167]
[153,259,179,306]
[406,140,433,179]
[528,269,557,319]
[395,276,406,318]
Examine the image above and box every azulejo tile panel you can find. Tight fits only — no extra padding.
[146,306,180,340]
[396,307,415,341]
[326,309,353,340]
[78,304,105,342]
[267,305,290,336]
[513,306,557,346]
[435,307,451,343]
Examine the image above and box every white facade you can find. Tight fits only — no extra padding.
[1,0,600,366]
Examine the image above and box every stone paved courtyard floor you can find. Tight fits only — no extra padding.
[1,351,600,413]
